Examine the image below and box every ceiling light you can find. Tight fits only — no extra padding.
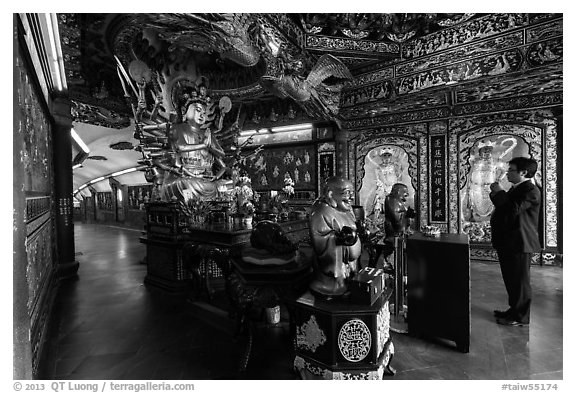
[239,129,257,136]
[88,176,105,184]
[44,13,67,91]
[111,167,138,177]
[270,123,313,133]
[71,128,90,154]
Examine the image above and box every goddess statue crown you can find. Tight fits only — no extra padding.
[380,147,394,155]
[179,84,211,109]
[478,139,496,149]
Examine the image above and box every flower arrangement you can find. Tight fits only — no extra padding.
[231,174,259,216]
[269,174,295,218]
[282,175,295,196]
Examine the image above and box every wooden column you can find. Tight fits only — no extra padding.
[51,97,79,279]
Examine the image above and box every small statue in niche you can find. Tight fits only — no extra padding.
[308,176,362,297]
[368,183,416,271]
[368,147,402,219]
[464,140,509,222]
[366,183,415,269]
[384,183,415,239]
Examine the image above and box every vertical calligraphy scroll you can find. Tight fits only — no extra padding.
[429,135,447,223]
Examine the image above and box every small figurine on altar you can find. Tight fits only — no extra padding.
[308,176,362,297]
[384,183,415,240]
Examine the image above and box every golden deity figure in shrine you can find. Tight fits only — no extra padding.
[160,83,233,202]
[369,147,403,220]
[464,140,508,222]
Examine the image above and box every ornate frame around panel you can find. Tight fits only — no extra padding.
[448,110,558,249]
[349,125,428,229]
[317,142,336,195]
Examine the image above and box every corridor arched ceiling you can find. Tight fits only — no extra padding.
[49,13,563,195]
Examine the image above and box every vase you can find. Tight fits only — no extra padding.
[233,215,244,227]
[243,216,253,229]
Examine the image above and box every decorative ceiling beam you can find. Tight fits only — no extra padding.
[305,34,400,59]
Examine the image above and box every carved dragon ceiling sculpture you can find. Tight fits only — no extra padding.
[58,13,481,129]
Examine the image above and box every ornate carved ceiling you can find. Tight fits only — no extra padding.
[58,13,563,131]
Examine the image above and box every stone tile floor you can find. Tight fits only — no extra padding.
[37,223,563,380]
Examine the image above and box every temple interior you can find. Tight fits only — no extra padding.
[13,12,563,382]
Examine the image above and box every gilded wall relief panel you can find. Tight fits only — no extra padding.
[402,13,527,59]
[337,57,376,67]
[341,90,446,120]
[528,14,563,24]
[17,63,53,194]
[343,108,450,131]
[58,13,84,85]
[71,100,131,129]
[306,35,400,56]
[531,110,559,249]
[402,14,528,59]
[345,68,394,88]
[448,113,556,247]
[244,145,317,191]
[25,219,54,319]
[455,66,563,104]
[396,31,524,77]
[25,196,52,223]
[526,37,563,67]
[526,18,563,42]
[350,124,428,229]
[341,80,393,108]
[454,92,562,117]
[398,49,523,95]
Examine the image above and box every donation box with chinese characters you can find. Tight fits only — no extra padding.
[286,289,394,380]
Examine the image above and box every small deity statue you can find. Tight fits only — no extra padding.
[370,147,402,219]
[160,84,232,202]
[308,176,362,297]
[373,183,415,269]
[464,140,507,222]
[384,183,414,240]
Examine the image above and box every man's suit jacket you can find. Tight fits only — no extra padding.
[489,180,541,253]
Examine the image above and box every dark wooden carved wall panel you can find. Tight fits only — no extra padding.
[244,145,317,191]
[341,14,563,130]
[15,45,57,375]
[449,110,559,262]
[339,15,562,264]
[348,124,428,230]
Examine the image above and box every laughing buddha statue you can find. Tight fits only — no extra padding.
[308,176,362,297]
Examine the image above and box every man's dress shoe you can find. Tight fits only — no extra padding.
[496,317,527,326]
[493,309,512,318]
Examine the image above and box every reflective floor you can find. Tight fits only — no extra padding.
[37,223,563,380]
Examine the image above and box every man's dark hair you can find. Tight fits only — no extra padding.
[508,157,538,178]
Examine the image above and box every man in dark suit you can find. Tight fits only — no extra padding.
[489,157,541,326]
